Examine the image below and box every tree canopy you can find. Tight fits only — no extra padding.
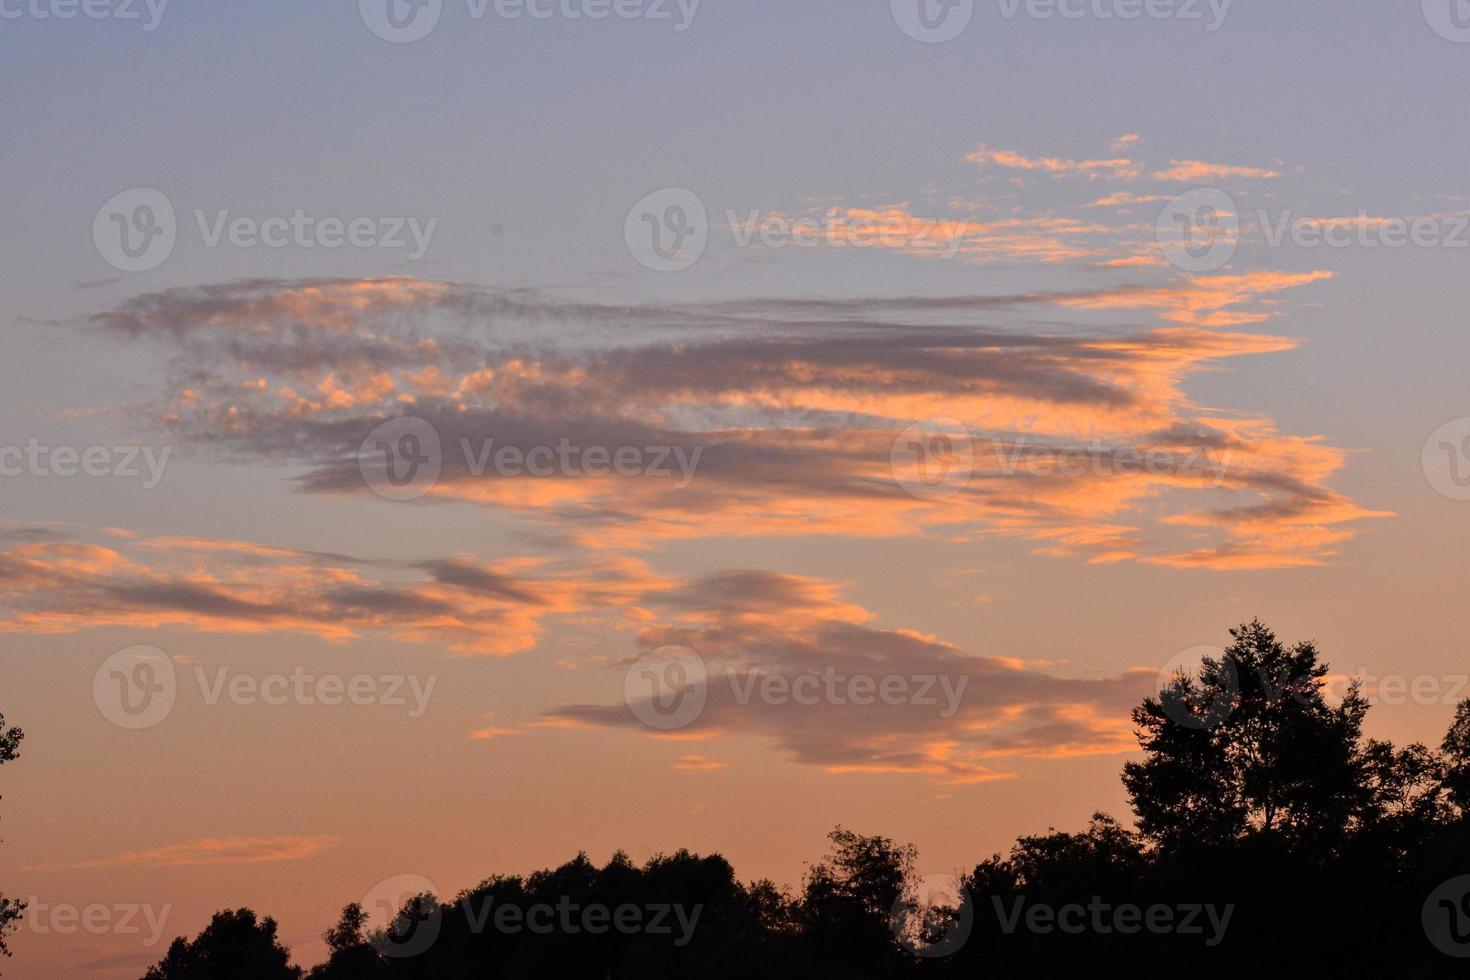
[0,713,23,966]
[119,623,1470,977]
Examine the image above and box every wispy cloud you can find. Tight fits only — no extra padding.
[966,145,1143,181]
[0,528,668,654]
[72,271,1386,569]
[548,570,1155,784]
[25,835,339,871]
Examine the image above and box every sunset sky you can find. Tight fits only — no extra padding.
[4,2,1470,976]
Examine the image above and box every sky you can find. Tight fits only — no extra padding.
[3,0,1470,975]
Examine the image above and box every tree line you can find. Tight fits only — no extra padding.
[7,621,1470,976]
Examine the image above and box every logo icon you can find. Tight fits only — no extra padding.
[93,188,176,273]
[359,417,443,501]
[1156,188,1239,272]
[1424,875,1470,957]
[93,646,177,730]
[1423,417,1470,501]
[365,874,442,958]
[1155,645,1237,730]
[891,0,974,43]
[1424,0,1470,42]
[624,646,708,731]
[359,0,442,42]
[624,188,708,272]
[891,418,974,500]
[890,874,973,958]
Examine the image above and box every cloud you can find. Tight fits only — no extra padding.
[964,142,1280,187]
[75,272,1386,569]
[1055,270,1335,327]
[25,835,339,871]
[468,711,521,740]
[734,205,1122,263]
[1083,192,1171,209]
[1152,160,1282,182]
[547,571,1155,784]
[966,145,1143,181]
[0,528,668,654]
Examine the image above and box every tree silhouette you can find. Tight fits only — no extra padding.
[1122,619,1371,856]
[144,909,300,980]
[135,623,1470,978]
[1442,700,1470,815]
[307,904,382,979]
[0,713,23,966]
[798,828,919,976]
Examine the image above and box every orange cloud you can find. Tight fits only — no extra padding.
[967,145,1142,181]
[25,835,339,871]
[0,530,671,655]
[1152,159,1281,182]
[76,272,1385,570]
[548,571,1156,785]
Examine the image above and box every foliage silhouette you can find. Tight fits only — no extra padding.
[0,713,22,968]
[135,623,1470,977]
[142,909,299,980]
